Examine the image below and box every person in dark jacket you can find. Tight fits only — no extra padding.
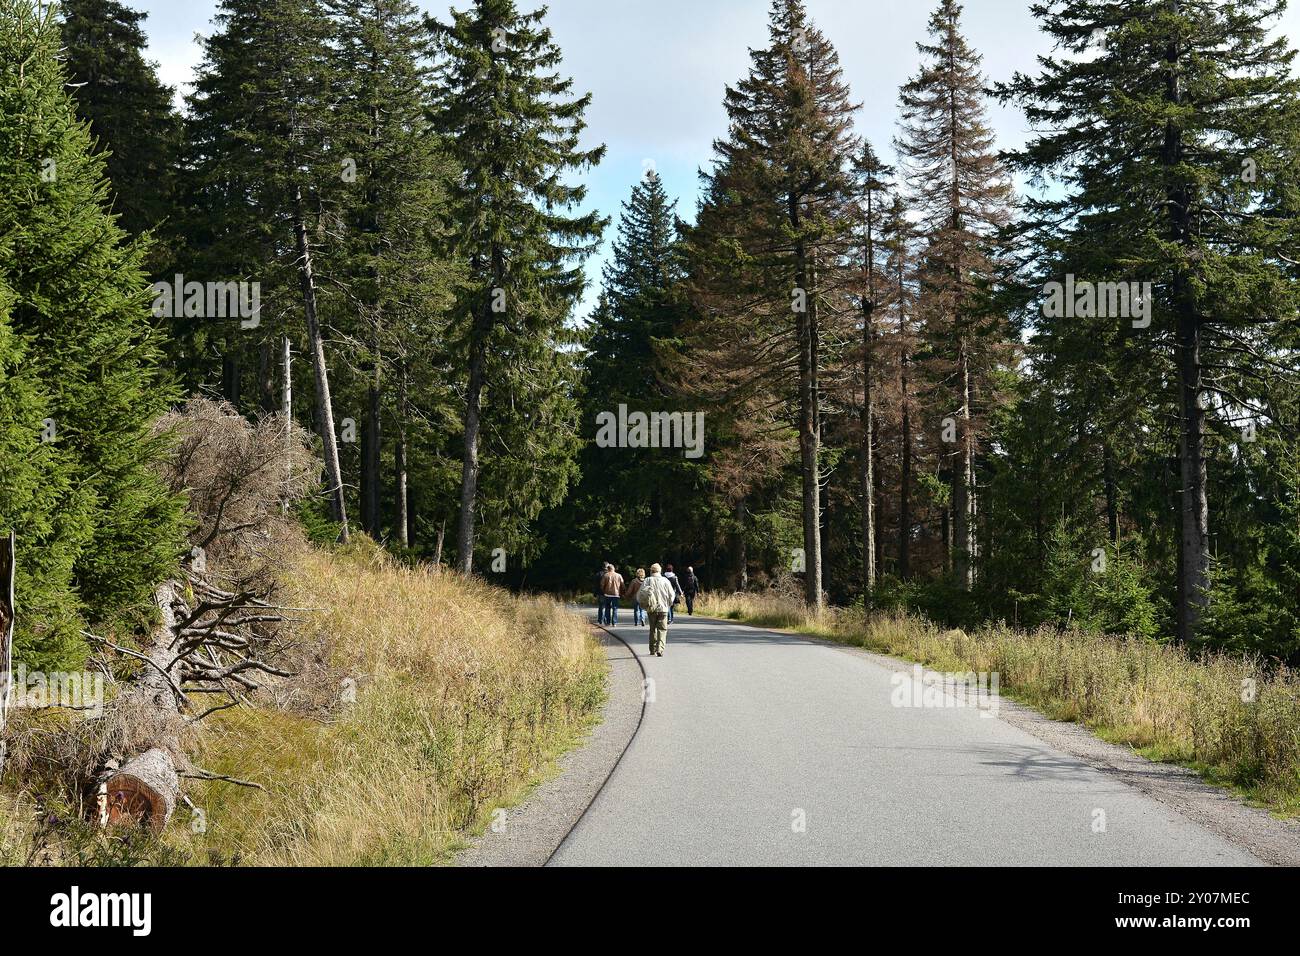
[663,564,684,623]
[681,566,699,615]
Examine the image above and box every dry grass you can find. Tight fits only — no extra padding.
[1,543,605,866]
[698,591,1300,816]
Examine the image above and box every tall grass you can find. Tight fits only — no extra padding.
[2,544,605,866]
[699,591,1300,815]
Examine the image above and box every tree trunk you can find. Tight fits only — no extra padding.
[952,340,975,590]
[394,366,409,549]
[293,184,349,543]
[103,749,178,832]
[221,351,241,410]
[281,335,293,514]
[363,377,381,536]
[1176,309,1210,642]
[0,531,14,775]
[1104,443,1120,545]
[792,223,823,611]
[1162,17,1211,644]
[899,269,912,582]
[861,215,877,598]
[731,498,748,591]
[456,304,490,574]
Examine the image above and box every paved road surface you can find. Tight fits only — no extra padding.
[549,615,1261,866]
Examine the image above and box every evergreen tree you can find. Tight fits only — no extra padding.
[851,142,894,596]
[537,171,709,580]
[0,0,184,669]
[681,0,860,609]
[896,0,1015,591]
[429,0,605,573]
[323,0,459,543]
[187,0,352,540]
[59,0,183,272]
[998,0,1300,644]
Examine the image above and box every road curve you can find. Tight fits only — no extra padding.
[549,614,1262,867]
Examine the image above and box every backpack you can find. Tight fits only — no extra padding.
[645,578,670,614]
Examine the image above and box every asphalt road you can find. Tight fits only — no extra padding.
[549,614,1262,867]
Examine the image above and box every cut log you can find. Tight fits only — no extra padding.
[104,748,179,832]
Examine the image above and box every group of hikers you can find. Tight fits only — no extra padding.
[594,562,699,657]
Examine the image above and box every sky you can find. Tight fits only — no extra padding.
[116,0,1300,320]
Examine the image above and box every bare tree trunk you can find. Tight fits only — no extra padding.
[952,340,975,590]
[861,329,876,596]
[281,335,293,514]
[899,267,912,582]
[792,225,823,611]
[363,378,381,536]
[434,519,446,568]
[394,365,409,549]
[456,305,489,574]
[731,499,748,591]
[293,184,349,543]
[1176,309,1210,642]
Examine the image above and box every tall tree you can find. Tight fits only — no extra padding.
[999,0,1300,644]
[852,142,893,597]
[59,0,183,272]
[324,0,458,542]
[187,0,351,540]
[682,0,860,610]
[430,0,605,573]
[0,0,184,669]
[896,0,1015,591]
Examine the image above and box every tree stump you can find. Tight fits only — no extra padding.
[104,748,179,832]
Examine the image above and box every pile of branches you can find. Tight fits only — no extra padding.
[80,399,319,830]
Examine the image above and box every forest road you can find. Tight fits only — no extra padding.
[549,614,1263,866]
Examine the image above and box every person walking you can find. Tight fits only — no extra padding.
[599,563,624,626]
[637,564,676,657]
[627,569,646,626]
[681,566,699,615]
[663,564,684,623]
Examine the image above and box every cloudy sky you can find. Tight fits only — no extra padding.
[115,0,1300,319]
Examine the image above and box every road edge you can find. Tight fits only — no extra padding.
[455,614,645,867]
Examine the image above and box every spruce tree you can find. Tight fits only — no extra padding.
[429,0,605,573]
[323,0,459,542]
[998,0,1300,644]
[187,0,351,540]
[59,0,183,272]
[682,0,860,609]
[0,0,184,669]
[852,142,893,596]
[896,0,1015,591]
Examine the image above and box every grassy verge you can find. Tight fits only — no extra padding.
[699,591,1300,817]
[2,544,606,866]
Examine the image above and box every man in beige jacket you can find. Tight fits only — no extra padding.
[636,564,676,657]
